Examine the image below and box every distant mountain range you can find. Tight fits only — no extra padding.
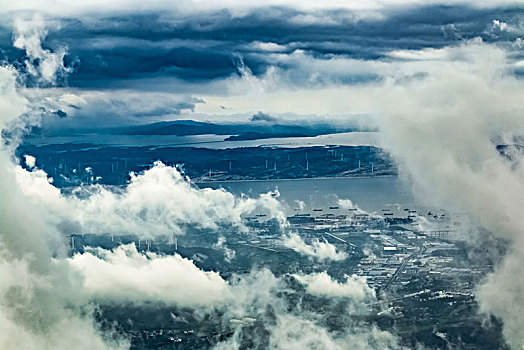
[31,119,372,142]
[114,120,367,141]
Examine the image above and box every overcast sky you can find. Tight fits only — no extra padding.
[0,0,522,127]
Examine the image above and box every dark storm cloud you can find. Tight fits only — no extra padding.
[1,4,522,90]
[250,111,278,123]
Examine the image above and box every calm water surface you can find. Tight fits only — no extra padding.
[26,132,380,149]
[200,176,419,216]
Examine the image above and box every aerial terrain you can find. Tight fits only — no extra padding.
[0,1,523,349]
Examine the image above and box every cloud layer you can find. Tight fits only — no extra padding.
[69,244,230,306]
[283,233,348,261]
[16,160,286,238]
[1,0,523,127]
[375,40,524,348]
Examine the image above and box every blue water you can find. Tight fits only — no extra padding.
[26,132,380,149]
[200,176,417,216]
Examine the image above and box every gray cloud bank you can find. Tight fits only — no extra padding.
[1,1,522,130]
[375,40,524,348]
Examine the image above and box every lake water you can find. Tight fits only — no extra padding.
[26,132,380,149]
[199,176,419,216]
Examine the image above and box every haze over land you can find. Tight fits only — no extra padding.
[0,1,523,349]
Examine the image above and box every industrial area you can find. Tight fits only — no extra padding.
[70,203,506,349]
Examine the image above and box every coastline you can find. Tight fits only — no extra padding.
[195,174,396,185]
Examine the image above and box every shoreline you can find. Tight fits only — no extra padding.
[195,174,396,185]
